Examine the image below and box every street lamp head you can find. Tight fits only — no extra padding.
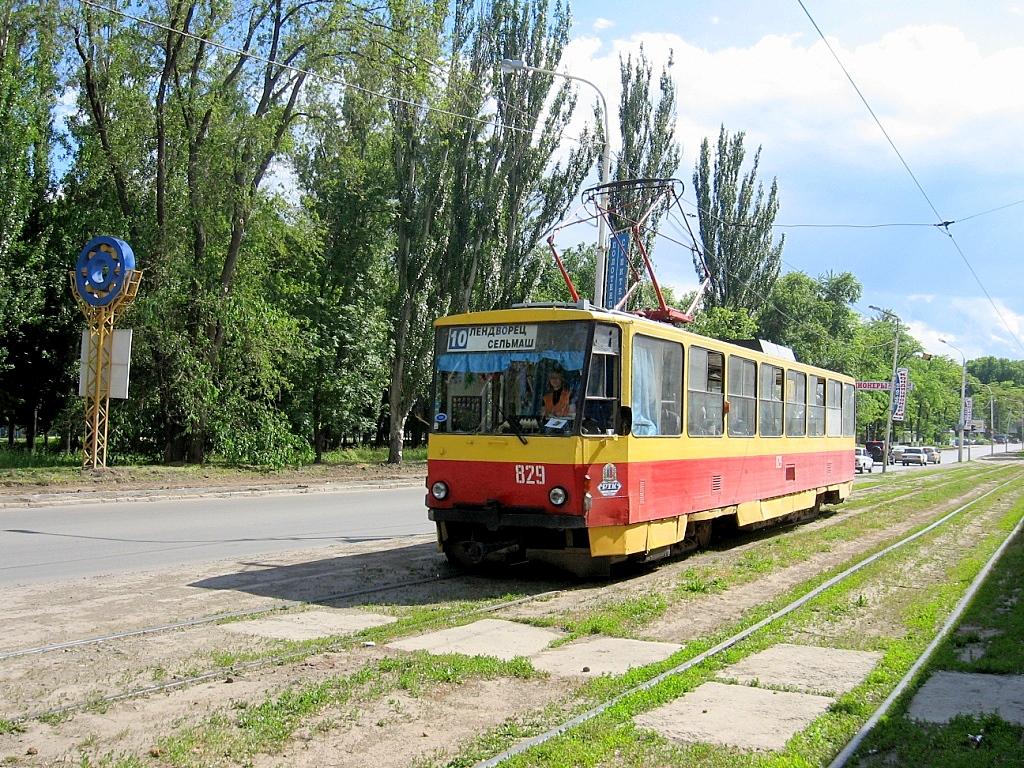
[868,304,882,312]
[500,58,526,74]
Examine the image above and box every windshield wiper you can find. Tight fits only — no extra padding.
[497,405,528,445]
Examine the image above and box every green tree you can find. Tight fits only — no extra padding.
[0,0,73,450]
[692,125,783,312]
[758,271,861,371]
[67,0,361,463]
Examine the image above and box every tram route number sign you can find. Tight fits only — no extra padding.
[446,324,537,353]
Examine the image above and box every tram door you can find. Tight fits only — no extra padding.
[582,324,620,435]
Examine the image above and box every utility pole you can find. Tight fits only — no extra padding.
[870,305,901,474]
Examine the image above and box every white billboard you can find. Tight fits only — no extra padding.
[79,329,133,399]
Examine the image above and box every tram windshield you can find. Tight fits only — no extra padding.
[433,321,590,436]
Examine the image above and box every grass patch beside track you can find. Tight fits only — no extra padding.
[424,469,1024,768]
[149,653,538,768]
[847,500,1024,768]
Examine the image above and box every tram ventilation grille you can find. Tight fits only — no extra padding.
[639,480,646,505]
[826,461,833,477]
[711,474,722,493]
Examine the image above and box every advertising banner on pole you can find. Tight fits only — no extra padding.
[891,367,909,421]
[963,396,973,428]
[604,231,630,309]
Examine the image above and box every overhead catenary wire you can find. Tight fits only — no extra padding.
[795,0,1024,356]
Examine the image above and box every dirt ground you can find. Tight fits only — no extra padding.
[0,461,427,506]
[0,468,1017,767]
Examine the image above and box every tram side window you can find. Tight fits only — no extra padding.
[688,347,724,436]
[842,382,856,436]
[583,324,620,435]
[727,356,756,437]
[826,379,842,436]
[786,370,806,436]
[631,334,682,436]
[759,363,784,437]
[809,375,826,436]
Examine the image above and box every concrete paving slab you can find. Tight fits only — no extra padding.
[908,672,1024,725]
[635,681,833,751]
[956,643,987,663]
[531,636,682,677]
[956,625,1001,640]
[387,618,564,660]
[721,643,882,695]
[223,608,396,641]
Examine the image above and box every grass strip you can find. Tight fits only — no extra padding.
[430,470,1024,767]
[847,503,1024,767]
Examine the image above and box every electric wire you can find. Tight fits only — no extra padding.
[795,0,1024,355]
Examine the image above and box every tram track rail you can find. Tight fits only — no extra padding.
[828,500,1024,768]
[0,573,462,662]
[472,469,1024,767]
[15,588,564,724]
[0,464,992,666]
[0,465,1008,732]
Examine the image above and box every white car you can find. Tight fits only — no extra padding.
[855,447,874,474]
[902,447,929,466]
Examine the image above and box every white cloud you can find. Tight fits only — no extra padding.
[592,18,614,32]
[903,296,1024,360]
[559,25,1024,174]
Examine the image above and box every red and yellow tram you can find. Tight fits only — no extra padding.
[425,303,855,571]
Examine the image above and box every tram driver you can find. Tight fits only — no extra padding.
[542,369,574,419]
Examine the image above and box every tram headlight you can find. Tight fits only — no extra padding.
[548,486,568,506]
[430,481,449,500]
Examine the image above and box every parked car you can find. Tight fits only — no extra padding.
[865,440,886,463]
[854,447,874,474]
[890,445,906,463]
[923,446,941,464]
[902,447,928,466]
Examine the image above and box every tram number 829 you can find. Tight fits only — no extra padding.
[515,464,546,485]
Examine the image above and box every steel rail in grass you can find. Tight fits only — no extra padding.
[829,499,1024,767]
[0,572,457,662]
[473,470,1023,768]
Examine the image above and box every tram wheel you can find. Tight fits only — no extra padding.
[443,540,487,570]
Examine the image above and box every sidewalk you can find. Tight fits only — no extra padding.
[0,463,427,509]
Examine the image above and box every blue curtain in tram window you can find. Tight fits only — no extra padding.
[437,350,585,374]
[631,343,660,436]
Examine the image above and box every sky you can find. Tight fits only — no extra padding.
[548,0,1024,362]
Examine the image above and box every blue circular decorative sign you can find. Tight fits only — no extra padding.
[75,236,136,307]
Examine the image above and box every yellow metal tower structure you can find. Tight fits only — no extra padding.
[70,236,142,469]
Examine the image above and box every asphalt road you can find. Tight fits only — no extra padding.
[863,443,1022,474]
[0,486,431,586]
[3,444,1017,586]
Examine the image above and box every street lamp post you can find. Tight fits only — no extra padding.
[940,338,967,463]
[500,58,611,308]
[869,305,901,474]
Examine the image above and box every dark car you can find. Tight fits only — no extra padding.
[865,441,887,463]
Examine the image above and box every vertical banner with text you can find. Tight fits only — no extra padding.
[604,230,630,309]
[891,367,909,422]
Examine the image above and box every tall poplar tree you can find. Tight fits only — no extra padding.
[692,125,783,312]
